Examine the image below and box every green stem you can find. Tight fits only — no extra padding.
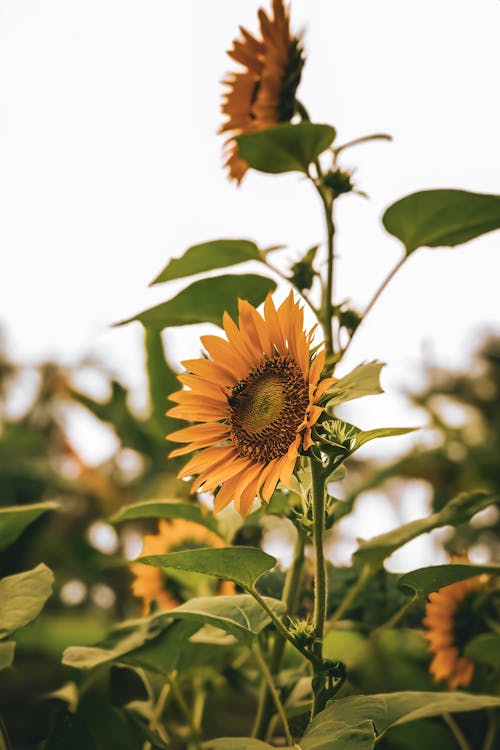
[252,530,306,740]
[252,643,294,746]
[332,132,392,156]
[310,457,328,717]
[313,183,336,359]
[330,564,372,624]
[248,586,313,664]
[482,711,496,750]
[0,716,11,750]
[443,713,471,750]
[341,254,408,357]
[143,682,171,750]
[263,257,320,316]
[167,673,202,750]
[373,594,419,633]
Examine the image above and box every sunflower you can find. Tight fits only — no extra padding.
[220,0,304,182]
[424,573,489,689]
[167,292,335,518]
[131,518,235,615]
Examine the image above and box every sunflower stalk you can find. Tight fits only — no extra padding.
[310,455,329,717]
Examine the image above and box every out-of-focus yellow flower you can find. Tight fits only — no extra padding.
[131,518,235,615]
[220,0,303,183]
[424,573,489,689]
[167,293,335,517]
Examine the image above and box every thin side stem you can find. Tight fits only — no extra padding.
[443,713,471,750]
[482,711,496,750]
[332,132,392,156]
[331,564,372,624]
[143,682,171,750]
[167,673,202,750]
[248,586,313,664]
[252,643,293,747]
[341,254,407,357]
[313,183,335,359]
[310,457,328,717]
[252,529,306,740]
[264,257,319,317]
[373,594,419,633]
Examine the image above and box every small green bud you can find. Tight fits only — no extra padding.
[323,168,354,198]
[288,617,315,647]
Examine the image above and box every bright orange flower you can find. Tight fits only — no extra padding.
[131,518,235,615]
[424,574,489,689]
[220,0,304,182]
[167,293,335,518]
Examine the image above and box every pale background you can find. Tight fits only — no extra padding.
[1,0,499,569]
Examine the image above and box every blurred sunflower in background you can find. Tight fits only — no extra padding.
[424,573,491,689]
[131,518,235,614]
[220,0,304,182]
[167,293,335,517]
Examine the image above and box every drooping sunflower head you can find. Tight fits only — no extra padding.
[131,518,235,615]
[423,573,490,689]
[220,0,304,183]
[167,292,335,518]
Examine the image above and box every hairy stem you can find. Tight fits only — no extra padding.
[253,643,293,746]
[248,586,313,664]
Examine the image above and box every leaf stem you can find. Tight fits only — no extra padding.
[332,132,392,156]
[310,180,336,359]
[482,711,497,750]
[443,713,471,750]
[373,594,419,633]
[341,254,408,357]
[263,257,320,316]
[252,642,294,746]
[167,673,202,750]
[310,456,328,717]
[330,564,372,624]
[143,681,171,750]
[248,586,313,664]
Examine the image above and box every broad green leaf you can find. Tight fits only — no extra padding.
[324,361,384,411]
[121,620,200,674]
[383,189,500,255]
[0,563,53,637]
[62,624,156,670]
[45,682,79,713]
[308,691,500,747]
[354,491,498,570]
[110,498,219,533]
[399,563,500,598]
[139,546,276,589]
[0,640,15,670]
[151,239,261,284]
[465,633,500,669]
[300,720,376,750]
[166,594,285,644]
[116,274,276,329]
[0,501,58,550]
[237,123,336,174]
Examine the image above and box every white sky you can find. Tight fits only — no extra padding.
[1,0,499,568]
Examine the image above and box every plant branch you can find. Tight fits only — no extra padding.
[167,673,202,750]
[252,642,293,746]
[310,456,328,717]
[248,586,314,664]
[443,713,471,750]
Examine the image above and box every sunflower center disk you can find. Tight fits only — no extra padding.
[229,356,310,463]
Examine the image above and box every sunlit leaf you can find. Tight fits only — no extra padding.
[237,123,336,174]
[110,498,219,533]
[117,274,276,329]
[383,189,500,255]
[0,563,53,637]
[139,546,276,589]
[354,491,498,570]
[324,361,384,412]
[306,691,500,748]
[0,501,58,550]
[166,594,284,644]
[151,239,261,284]
[399,563,500,597]
[207,740,271,749]
[144,327,181,435]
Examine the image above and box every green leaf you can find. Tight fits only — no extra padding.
[383,189,500,255]
[62,625,155,670]
[144,327,181,435]
[0,563,53,637]
[166,594,285,644]
[316,419,415,463]
[464,633,500,669]
[117,274,276,329]
[121,620,200,674]
[399,563,500,598]
[324,361,385,412]
[237,123,336,175]
[0,640,15,670]
[151,239,261,284]
[0,501,58,550]
[307,691,500,748]
[354,426,416,450]
[110,498,219,533]
[354,491,498,570]
[139,546,276,589]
